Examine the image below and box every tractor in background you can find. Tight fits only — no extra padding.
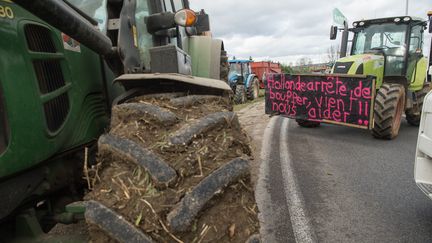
[228,59,260,104]
[318,15,430,139]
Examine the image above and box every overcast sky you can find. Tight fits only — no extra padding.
[190,0,431,65]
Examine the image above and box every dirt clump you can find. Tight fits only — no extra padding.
[85,95,260,242]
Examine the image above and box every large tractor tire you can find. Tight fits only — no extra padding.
[405,85,430,126]
[295,119,321,128]
[234,85,247,104]
[247,77,260,100]
[84,94,259,242]
[372,83,405,139]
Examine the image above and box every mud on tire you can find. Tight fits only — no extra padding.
[372,83,405,140]
[85,94,259,242]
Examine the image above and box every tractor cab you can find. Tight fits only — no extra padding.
[351,17,427,87]
[228,60,252,85]
[333,16,428,90]
[228,59,259,103]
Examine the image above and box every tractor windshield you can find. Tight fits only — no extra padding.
[68,0,108,33]
[352,23,407,55]
[229,63,242,76]
[352,23,408,76]
[69,0,153,70]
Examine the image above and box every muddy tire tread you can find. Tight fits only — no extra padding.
[88,94,258,242]
[85,200,155,243]
[111,103,178,128]
[169,95,227,108]
[166,158,250,232]
[98,134,177,187]
[168,112,239,145]
[234,85,247,104]
[372,83,405,139]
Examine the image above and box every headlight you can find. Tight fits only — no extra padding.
[403,16,411,22]
[394,18,401,23]
[359,21,365,26]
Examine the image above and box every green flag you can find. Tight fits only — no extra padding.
[333,8,347,26]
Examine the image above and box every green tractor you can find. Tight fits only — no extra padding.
[328,15,430,139]
[0,0,258,242]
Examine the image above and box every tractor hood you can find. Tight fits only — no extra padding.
[228,72,241,86]
[332,54,385,87]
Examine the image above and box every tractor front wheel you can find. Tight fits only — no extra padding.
[234,84,247,104]
[296,119,321,128]
[372,83,405,139]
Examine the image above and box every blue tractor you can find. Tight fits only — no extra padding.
[228,59,260,104]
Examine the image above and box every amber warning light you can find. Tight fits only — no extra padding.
[174,9,197,27]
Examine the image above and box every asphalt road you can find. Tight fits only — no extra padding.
[257,116,432,242]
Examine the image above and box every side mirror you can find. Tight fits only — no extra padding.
[146,9,197,34]
[330,25,338,40]
[146,12,176,34]
[185,10,210,36]
[194,10,210,34]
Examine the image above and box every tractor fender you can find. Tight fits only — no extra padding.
[184,36,224,80]
[409,57,428,92]
[113,73,232,103]
[245,74,257,88]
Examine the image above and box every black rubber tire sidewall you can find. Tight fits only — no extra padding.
[372,83,405,139]
[234,85,247,104]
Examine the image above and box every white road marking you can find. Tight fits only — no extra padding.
[256,116,281,243]
[279,118,316,243]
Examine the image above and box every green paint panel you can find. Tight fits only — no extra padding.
[409,57,428,91]
[332,54,385,87]
[0,3,113,178]
[186,36,223,80]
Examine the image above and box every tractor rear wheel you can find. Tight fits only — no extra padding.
[84,94,259,242]
[234,84,247,104]
[372,83,405,139]
[405,85,430,126]
[248,77,260,100]
[296,119,321,128]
